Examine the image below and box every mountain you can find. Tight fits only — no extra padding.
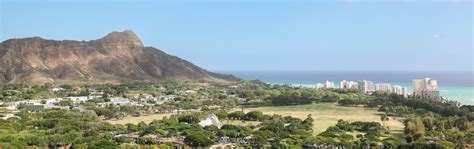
[0,30,237,84]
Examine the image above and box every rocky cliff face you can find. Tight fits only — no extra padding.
[0,30,236,84]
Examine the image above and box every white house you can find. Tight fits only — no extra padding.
[64,96,89,104]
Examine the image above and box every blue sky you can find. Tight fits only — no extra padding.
[1,0,472,71]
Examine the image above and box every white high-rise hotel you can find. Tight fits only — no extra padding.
[375,83,392,93]
[324,80,335,89]
[374,83,408,97]
[392,85,408,97]
[412,78,440,100]
[340,80,358,89]
[358,80,374,94]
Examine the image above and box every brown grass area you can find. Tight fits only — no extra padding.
[243,103,404,135]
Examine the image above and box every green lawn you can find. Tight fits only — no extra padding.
[242,103,404,135]
[106,103,404,137]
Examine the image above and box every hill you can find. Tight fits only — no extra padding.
[0,30,236,84]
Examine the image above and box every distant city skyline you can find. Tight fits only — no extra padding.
[1,0,472,71]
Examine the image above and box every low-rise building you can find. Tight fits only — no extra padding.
[1,113,20,120]
[52,87,65,92]
[97,97,139,107]
[315,83,324,90]
[64,96,89,104]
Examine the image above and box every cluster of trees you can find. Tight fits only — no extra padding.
[91,105,141,119]
[258,88,371,106]
[0,109,127,148]
[337,92,473,147]
[243,85,473,148]
[1,81,473,148]
[0,84,54,101]
[369,93,472,119]
[266,91,315,106]
[0,108,316,148]
[402,113,473,147]
[316,119,397,147]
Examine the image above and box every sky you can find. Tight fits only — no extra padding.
[1,0,472,71]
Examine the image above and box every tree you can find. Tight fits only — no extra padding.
[227,111,245,120]
[302,114,314,131]
[251,130,273,146]
[422,112,435,131]
[244,111,265,121]
[88,140,120,149]
[239,90,256,99]
[184,130,213,147]
[380,114,389,127]
[335,119,353,131]
[404,115,425,143]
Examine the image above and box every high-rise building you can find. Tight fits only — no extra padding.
[392,85,408,97]
[349,82,359,89]
[340,80,358,89]
[324,80,335,89]
[358,80,374,94]
[375,83,392,93]
[340,80,349,89]
[412,78,440,100]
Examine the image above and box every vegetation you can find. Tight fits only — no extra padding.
[0,81,472,148]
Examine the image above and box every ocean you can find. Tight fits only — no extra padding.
[221,71,474,105]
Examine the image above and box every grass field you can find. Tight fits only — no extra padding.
[107,113,174,125]
[242,103,404,135]
[221,120,261,126]
[107,103,404,136]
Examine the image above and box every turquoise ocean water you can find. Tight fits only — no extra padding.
[222,71,474,105]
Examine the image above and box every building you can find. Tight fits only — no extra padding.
[52,87,65,92]
[64,96,89,104]
[340,80,358,89]
[315,83,324,90]
[358,80,374,94]
[422,89,440,100]
[412,78,440,100]
[324,80,335,89]
[375,83,392,93]
[97,97,139,107]
[339,80,349,89]
[25,104,44,111]
[1,113,20,120]
[349,82,359,89]
[392,85,408,97]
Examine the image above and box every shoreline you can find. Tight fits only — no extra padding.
[273,82,474,105]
